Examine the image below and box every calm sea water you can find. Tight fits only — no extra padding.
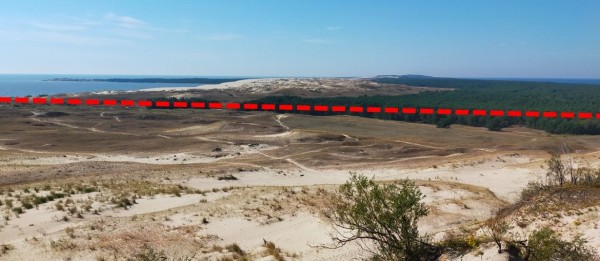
[0,74,214,97]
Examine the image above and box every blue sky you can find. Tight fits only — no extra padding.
[0,1,598,77]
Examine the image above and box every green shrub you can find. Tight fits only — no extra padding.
[325,174,440,260]
[22,202,34,209]
[524,227,596,260]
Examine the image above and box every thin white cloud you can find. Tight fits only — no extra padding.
[29,30,130,46]
[31,22,86,31]
[104,12,145,28]
[326,26,342,31]
[206,33,241,41]
[303,38,329,44]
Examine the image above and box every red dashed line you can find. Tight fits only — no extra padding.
[279,104,293,111]
[138,100,153,107]
[172,101,187,108]
[349,106,363,113]
[15,97,29,104]
[543,111,557,118]
[296,105,310,111]
[490,110,504,117]
[208,102,222,109]
[226,103,240,110]
[437,108,451,115]
[401,107,415,114]
[261,104,275,111]
[367,107,381,113]
[473,110,487,116]
[385,107,399,114]
[579,112,592,119]
[33,98,47,104]
[2,96,598,120]
[526,111,539,118]
[420,108,434,115]
[85,99,100,106]
[67,98,81,105]
[455,109,469,116]
[156,101,170,108]
[121,100,135,107]
[561,112,575,119]
[508,110,522,117]
[191,102,205,109]
[314,105,328,112]
[50,98,64,105]
[244,103,258,110]
[103,100,117,106]
[331,106,344,112]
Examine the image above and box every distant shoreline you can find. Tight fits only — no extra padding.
[137,78,267,92]
[45,77,248,85]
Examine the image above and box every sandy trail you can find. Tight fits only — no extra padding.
[342,134,359,141]
[195,136,235,145]
[275,114,290,131]
[393,139,447,149]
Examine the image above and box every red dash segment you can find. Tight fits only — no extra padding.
[261,103,275,111]
[138,100,152,107]
[279,104,293,111]
[296,105,310,111]
[314,105,328,112]
[525,111,539,117]
[50,98,64,105]
[597,113,600,119]
[156,101,170,107]
[543,111,557,118]
[243,103,258,110]
[85,99,100,106]
[208,102,222,109]
[349,106,364,113]
[455,109,469,116]
[367,107,381,113]
[226,102,240,110]
[402,107,416,114]
[174,101,188,108]
[473,109,487,116]
[419,108,434,115]
[191,102,205,108]
[120,100,135,107]
[490,110,504,117]
[103,99,117,106]
[33,97,47,104]
[437,108,451,115]
[560,112,575,119]
[15,97,29,104]
[0,97,12,103]
[385,107,399,114]
[67,98,82,105]
[578,112,592,119]
[332,106,346,112]
[508,110,522,117]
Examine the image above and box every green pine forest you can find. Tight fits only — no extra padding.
[249,78,600,134]
[150,77,600,135]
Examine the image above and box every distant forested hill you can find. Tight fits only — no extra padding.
[248,78,600,135]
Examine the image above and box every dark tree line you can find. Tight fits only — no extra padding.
[144,77,600,135]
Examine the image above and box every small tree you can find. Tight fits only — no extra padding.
[323,174,438,260]
[546,154,565,186]
[483,217,509,253]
